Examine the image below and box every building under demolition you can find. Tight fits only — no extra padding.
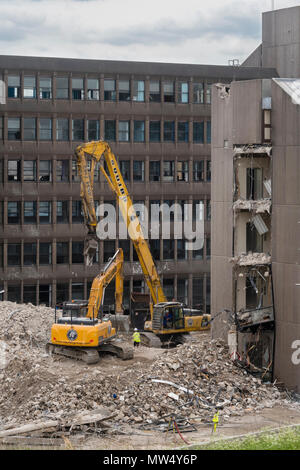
[211,6,300,392]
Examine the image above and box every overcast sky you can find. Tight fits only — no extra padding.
[0,0,299,65]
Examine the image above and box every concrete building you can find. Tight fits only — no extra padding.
[0,55,275,312]
[212,6,300,391]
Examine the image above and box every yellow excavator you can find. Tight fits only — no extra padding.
[74,140,210,347]
[47,248,133,363]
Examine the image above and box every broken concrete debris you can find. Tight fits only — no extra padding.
[233,199,271,214]
[0,301,296,440]
[231,252,271,266]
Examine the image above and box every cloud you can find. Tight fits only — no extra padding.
[0,0,299,64]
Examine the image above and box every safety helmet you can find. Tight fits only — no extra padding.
[134,328,138,331]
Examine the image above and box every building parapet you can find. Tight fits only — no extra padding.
[234,145,272,157]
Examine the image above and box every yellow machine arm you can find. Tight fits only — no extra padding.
[75,141,167,307]
[87,248,124,318]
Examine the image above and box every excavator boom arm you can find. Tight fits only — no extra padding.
[75,141,167,306]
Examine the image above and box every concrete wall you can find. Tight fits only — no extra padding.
[262,6,300,78]
[272,79,300,391]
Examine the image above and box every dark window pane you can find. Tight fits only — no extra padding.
[193,122,204,143]
[149,121,160,142]
[8,244,21,266]
[104,79,116,101]
[56,118,69,141]
[163,121,175,142]
[24,201,37,224]
[24,118,36,140]
[24,243,37,265]
[178,121,189,142]
[57,242,69,264]
[149,161,160,181]
[104,120,116,141]
[57,201,69,223]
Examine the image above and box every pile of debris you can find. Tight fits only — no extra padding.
[0,301,295,441]
[231,252,271,266]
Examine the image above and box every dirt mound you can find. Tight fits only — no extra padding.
[0,302,296,432]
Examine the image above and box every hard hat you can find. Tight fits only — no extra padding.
[134,328,138,331]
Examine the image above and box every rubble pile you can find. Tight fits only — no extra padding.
[0,301,294,436]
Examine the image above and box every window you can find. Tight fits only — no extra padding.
[72,283,84,300]
[7,244,21,266]
[24,243,37,265]
[24,201,37,224]
[118,121,130,142]
[23,161,36,182]
[246,222,263,253]
[119,240,130,262]
[178,121,189,142]
[104,120,116,141]
[104,240,115,262]
[149,121,160,142]
[163,121,175,142]
[56,77,69,99]
[72,160,80,182]
[39,77,52,99]
[149,161,160,182]
[133,161,144,181]
[149,240,160,261]
[39,160,51,182]
[193,121,204,143]
[179,82,189,103]
[134,121,145,142]
[8,284,21,302]
[24,76,36,98]
[72,200,83,223]
[119,80,130,101]
[206,160,211,181]
[8,160,21,181]
[193,82,204,103]
[57,242,69,264]
[24,118,36,140]
[149,80,160,102]
[8,76,20,98]
[23,285,37,304]
[193,200,205,220]
[39,118,52,140]
[177,161,189,182]
[193,277,204,310]
[163,161,175,181]
[206,237,211,259]
[7,118,21,140]
[206,121,211,143]
[56,160,69,182]
[72,241,84,264]
[133,80,144,101]
[207,199,211,221]
[163,278,174,300]
[56,118,69,141]
[72,119,84,141]
[177,279,188,305]
[39,284,51,306]
[7,202,20,224]
[104,79,116,101]
[247,168,263,200]
[206,84,212,104]
[163,82,175,103]
[87,78,99,100]
[72,78,84,100]
[87,120,100,141]
[177,240,187,260]
[56,283,69,303]
[193,161,204,181]
[120,160,130,181]
[57,201,69,223]
[39,202,51,224]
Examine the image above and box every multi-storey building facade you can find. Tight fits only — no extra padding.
[0,55,275,312]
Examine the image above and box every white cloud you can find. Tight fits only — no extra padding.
[0,0,299,64]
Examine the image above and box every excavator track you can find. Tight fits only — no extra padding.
[46,343,100,364]
[99,340,134,360]
[140,332,162,348]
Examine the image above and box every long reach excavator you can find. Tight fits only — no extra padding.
[70,140,211,348]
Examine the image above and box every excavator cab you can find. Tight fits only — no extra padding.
[56,301,97,326]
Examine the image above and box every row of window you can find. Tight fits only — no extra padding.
[1,275,211,312]
[3,159,211,183]
[0,237,211,267]
[0,117,211,144]
[3,199,211,225]
[6,75,212,104]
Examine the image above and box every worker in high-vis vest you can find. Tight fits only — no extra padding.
[133,328,141,348]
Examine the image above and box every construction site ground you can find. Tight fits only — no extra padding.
[0,301,299,450]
